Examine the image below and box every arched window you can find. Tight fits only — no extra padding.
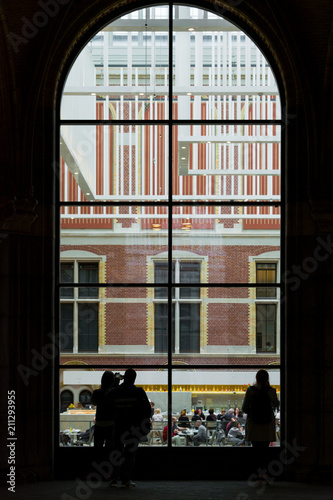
[79,390,92,407]
[60,390,73,413]
[59,4,281,447]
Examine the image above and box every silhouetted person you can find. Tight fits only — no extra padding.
[91,370,117,463]
[106,368,151,488]
[242,369,279,485]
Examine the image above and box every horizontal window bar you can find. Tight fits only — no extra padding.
[58,282,281,287]
[58,364,281,370]
[60,119,283,126]
[59,201,281,207]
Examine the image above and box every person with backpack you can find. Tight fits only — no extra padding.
[242,369,279,485]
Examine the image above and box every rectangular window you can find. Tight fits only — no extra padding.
[154,303,175,353]
[179,262,200,298]
[79,263,99,298]
[179,303,200,353]
[256,304,276,352]
[154,261,201,353]
[78,303,99,352]
[256,263,277,298]
[154,262,175,299]
[60,261,100,353]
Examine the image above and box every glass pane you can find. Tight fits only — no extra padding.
[154,262,175,298]
[173,125,281,202]
[154,302,175,353]
[179,303,200,352]
[59,368,168,446]
[256,304,277,352]
[172,205,280,284]
[170,287,280,363]
[60,206,169,284]
[60,302,73,352]
[60,7,169,120]
[59,288,168,364]
[60,262,74,298]
[170,367,280,446]
[179,262,200,298]
[60,125,169,203]
[256,263,277,298]
[79,262,99,297]
[173,6,280,120]
[78,303,99,352]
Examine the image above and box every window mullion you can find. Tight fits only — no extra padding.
[174,300,180,353]
[73,301,78,353]
[166,0,173,448]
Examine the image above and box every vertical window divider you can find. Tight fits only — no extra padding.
[167,1,173,447]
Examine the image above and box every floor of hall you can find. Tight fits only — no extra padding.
[2,479,333,500]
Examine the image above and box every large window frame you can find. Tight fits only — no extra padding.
[57,2,283,448]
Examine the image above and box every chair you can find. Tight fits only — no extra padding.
[82,427,94,446]
[148,421,164,445]
[206,421,217,446]
[75,427,94,446]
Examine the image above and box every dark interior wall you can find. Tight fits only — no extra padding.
[1,0,333,482]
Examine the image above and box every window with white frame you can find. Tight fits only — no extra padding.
[256,262,278,353]
[60,261,100,353]
[154,261,201,353]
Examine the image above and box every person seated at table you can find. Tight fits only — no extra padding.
[227,421,245,446]
[236,410,246,426]
[193,420,208,446]
[215,426,226,446]
[206,408,217,421]
[77,422,95,444]
[152,408,164,422]
[191,409,201,422]
[217,408,226,420]
[198,408,205,420]
[59,431,71,446]
[162,417,182,446]
[148,408,164,445]
[178,409,190,428]
[224,408,235,421]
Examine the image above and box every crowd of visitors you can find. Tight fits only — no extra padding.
[63,368,279,488]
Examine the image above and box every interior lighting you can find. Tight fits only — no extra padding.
[188,27,195,31]
[181,221,192,231]
[91,93,96,96]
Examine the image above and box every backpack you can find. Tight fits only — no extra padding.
[250,386,272,424]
